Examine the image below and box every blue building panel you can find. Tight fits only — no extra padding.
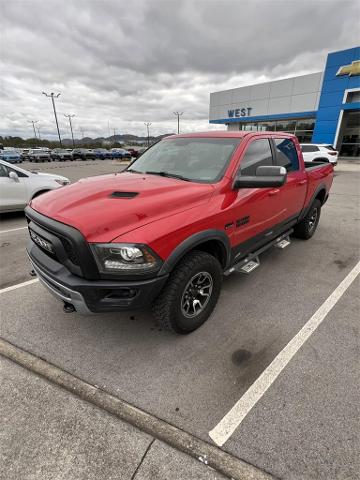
[318,91,346,108]
[312,121,339,135]
[316,106,342,121]
[325,48,358,67]
[312,47,360,145]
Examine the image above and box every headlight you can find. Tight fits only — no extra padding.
[54,179,70,186]
[91,243,162,274]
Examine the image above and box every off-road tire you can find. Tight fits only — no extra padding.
[293,199,321,240]
[152,250,222,334]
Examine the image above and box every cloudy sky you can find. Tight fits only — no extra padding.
[0,0,359,140]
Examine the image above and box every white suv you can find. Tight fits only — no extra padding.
[0,160,70,212]
[300,144,338,166]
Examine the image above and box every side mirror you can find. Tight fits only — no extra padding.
[234,165,287,189]
[9,171,19,182]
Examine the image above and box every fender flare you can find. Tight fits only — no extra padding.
[299,183,327,221]
[158,229,231,275]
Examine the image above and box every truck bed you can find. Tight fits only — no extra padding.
[304,160,332,170]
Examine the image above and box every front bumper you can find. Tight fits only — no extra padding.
[27,241,169,314]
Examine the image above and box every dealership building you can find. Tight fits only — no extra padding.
[209,46,360,156]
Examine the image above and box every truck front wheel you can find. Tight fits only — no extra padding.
[152,250,222,334]
[293,199,321,239]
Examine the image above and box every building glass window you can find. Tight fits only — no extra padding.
[234,117,315,144]
[275,120,296,132]
[296,119,315,130]
[295,131,313,143]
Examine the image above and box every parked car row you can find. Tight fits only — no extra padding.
[0,147,143,164]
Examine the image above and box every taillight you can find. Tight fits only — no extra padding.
[328,151,338,156]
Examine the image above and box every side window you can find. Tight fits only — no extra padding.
[239,139,273,176]
[7,167,27,178]
[274,138,299,172]
[0,164,9,177]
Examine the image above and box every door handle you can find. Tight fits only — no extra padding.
[297,180,307,186]
[268,189,280,196]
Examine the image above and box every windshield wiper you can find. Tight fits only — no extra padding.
[126,168,143,174]
[145,171,191,181]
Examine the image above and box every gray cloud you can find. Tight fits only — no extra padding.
[0,0,359,140]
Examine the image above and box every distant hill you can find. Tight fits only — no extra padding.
[0,133,175,149]
[62,133,175,146]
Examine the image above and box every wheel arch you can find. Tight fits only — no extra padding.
[31,189,51,200]
[158,230,231,275]
[299,183,327,221]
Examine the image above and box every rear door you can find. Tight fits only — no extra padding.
[273,137,307,221]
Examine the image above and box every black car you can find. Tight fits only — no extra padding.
[72,149,96,160]
[51,149,73,161]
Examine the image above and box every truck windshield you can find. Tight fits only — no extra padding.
[127,137,241,183]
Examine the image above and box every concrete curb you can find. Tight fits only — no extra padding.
[0,337,276,480]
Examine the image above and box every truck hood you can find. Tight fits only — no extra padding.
[30,172,214,242]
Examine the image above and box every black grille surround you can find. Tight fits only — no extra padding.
[60,236,81,266]
[25,206,100,280]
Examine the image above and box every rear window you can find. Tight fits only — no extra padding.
[301,145,319,153]
[274,138,299,172]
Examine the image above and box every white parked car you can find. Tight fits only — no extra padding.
[28,149,51,163]
[300,144,338,166]
[0,160,70,213]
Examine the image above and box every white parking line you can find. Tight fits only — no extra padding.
[209,260,360,447]
[0,279,39,294]
[0,226,28,234]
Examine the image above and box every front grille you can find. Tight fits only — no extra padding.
[60,237,80,266]
[26,206,100,280]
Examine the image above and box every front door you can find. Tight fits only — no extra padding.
[227,137,286,261]
[0,164,27,211]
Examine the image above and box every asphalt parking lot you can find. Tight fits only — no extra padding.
[0,159,359,479]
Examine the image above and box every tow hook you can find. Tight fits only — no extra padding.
[63,302,76,313]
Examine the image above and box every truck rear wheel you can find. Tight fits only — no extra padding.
[293,199,321,239]
[152,250,222,334]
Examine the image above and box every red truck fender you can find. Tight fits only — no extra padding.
[158,229,231,275]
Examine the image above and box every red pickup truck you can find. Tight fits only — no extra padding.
[26,131,333,334]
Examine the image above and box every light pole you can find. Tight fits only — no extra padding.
[173,111,183,134]
[144,122,151,147]
[64,114,76,148]
[37,125,42,141]
[27,120,38,139]
[42,92,62,147]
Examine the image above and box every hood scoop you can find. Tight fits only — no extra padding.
[110,191,139,199]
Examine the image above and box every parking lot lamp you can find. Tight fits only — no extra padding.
[36,125,42,141]
[42,92,62,147]
[27,120,38,140]
[173,112,183,134]
[144,122,152,147]
[64,114,76,148]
